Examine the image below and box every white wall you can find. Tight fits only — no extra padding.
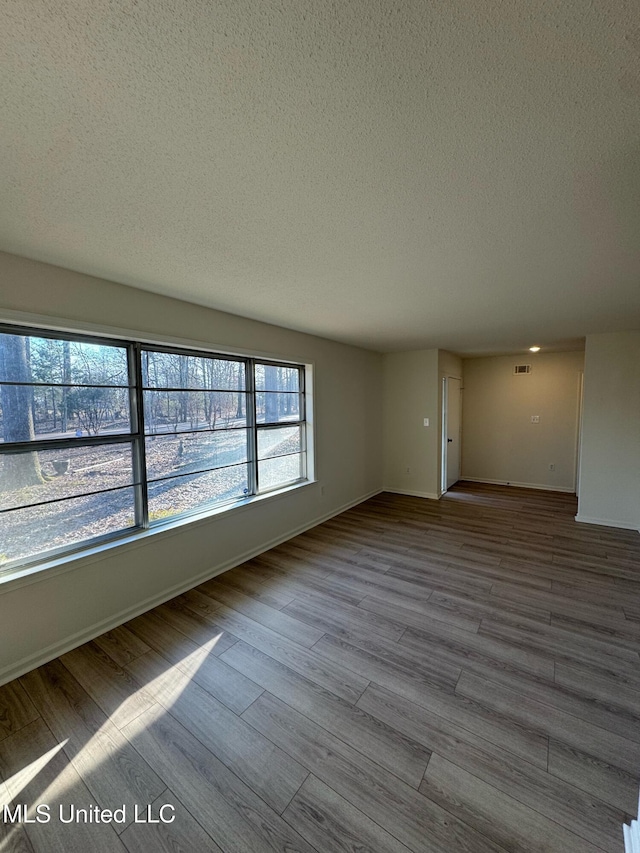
[0,252,383,683]
[577,331,640,530]
[439,350,463,381]
[461,351,585,492]
[382,349,440,498]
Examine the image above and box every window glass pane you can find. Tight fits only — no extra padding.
[0,330,131,445]
[147,464,249,520]
[255,363,300,392]
[257,426,301,460]
[144,391,247,434]
[0,384,132,442]
[61,339,129,386]
[0,444,135,510]
[0,332,130,387]
[0,487,136,569]
[258,454,303,492]
[256,392,300,424]
[145,430,248,481]
[142,351,245,391]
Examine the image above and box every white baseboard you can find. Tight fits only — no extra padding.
[623,789,640,852]
[461,477,576,494]
[383,488,440,500]
[0,488,382,687]
[575,513,640,532]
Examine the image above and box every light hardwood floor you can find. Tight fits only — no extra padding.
[1,483,639,852]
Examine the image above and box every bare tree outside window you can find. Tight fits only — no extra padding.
[0,334,44,487]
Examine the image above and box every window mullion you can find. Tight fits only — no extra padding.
[299,365,307,480]
[246,358,258,496]
[130,342,149,529]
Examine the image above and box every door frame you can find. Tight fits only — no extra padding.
[441,374,462,494]
[574,370,584,494]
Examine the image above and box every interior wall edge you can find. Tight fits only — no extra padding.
[461,477,576,494]
[382,488,440,500]
[575,514,640,533]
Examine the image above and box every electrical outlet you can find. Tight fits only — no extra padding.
[531,415,540,423]
[549,463,555,471]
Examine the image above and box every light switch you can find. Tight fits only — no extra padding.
[531,415,540,423]
[423,418,429,427]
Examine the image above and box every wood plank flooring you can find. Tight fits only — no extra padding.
[1,482,639,852]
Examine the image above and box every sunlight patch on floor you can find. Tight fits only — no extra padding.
[0,739,69,805]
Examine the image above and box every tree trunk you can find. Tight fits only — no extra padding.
[179,358,188,423]
[61,340,70,433]
[264,366,279,422]
[26,337,37,429]
[51,387,57,431]
[0,335,44,487]
[235,367,244,419]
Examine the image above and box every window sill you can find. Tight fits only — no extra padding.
[0,479,316,594]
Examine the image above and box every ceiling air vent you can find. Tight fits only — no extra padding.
[514,364,532,375]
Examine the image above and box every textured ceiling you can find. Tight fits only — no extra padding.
[1,1,639,353]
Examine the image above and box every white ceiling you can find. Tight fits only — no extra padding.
[1,1,639,354]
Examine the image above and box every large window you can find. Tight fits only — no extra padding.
[0,325,308,571]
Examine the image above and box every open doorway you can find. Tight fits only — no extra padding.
[441,376,462,493]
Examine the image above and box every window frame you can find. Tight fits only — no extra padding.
[253,359,306,496]
[0,322,309,574]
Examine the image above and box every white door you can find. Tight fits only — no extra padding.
[445,377,461,489]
